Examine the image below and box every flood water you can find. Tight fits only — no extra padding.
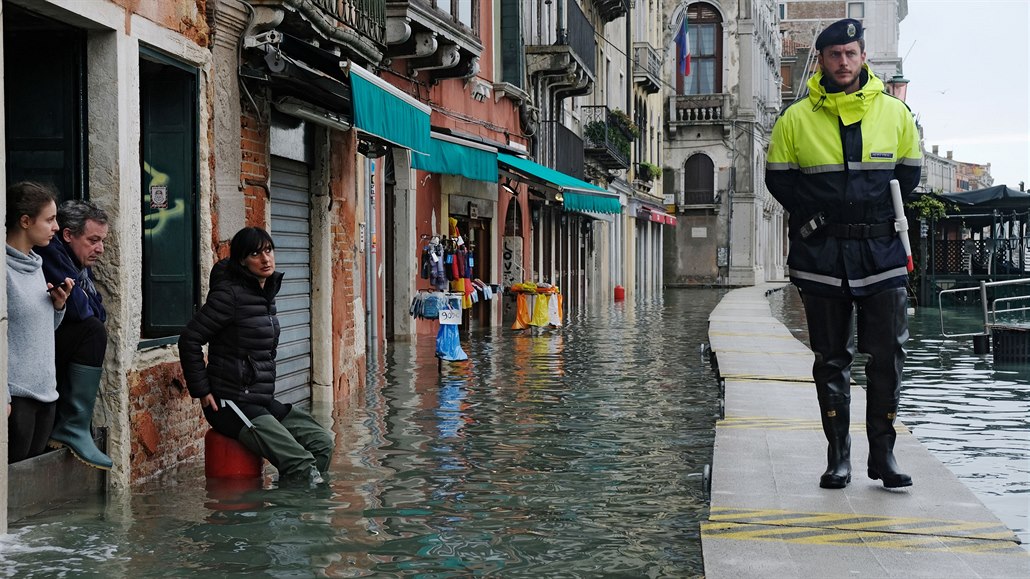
[0,289,725,577]
[770,287,1030,550]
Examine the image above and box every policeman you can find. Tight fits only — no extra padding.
[765,18,922,489]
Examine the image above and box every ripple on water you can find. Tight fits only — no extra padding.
[2,290,725,577]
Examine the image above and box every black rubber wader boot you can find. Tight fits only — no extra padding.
[801,291,855,489]
[858,287,912,488]
[819,404,852,488]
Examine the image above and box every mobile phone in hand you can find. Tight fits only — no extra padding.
[46,281,71,293]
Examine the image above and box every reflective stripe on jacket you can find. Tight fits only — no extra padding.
[765,65,922,297]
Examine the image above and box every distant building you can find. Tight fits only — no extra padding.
[778,0,909,106]
[663,0,785,287]
[922,145,993,193]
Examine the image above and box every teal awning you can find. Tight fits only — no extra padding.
[349,64,431,153]
[562,191,623,214]
[497,153,621,214]
[412,134,498,182]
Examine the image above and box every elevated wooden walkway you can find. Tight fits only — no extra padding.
[703,284,1029,578]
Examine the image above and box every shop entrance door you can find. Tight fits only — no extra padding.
[456,216,491,329]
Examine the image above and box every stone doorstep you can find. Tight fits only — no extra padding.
[7,429,108,524]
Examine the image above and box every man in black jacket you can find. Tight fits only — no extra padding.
[37,200,113,470]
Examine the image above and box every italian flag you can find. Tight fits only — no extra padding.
[676,15,691,76]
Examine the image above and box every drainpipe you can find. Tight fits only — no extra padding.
[365,158,378,357]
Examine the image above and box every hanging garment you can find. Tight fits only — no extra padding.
[547,292,562,327]
[530,293,551,327]
[436,323,468,361]
[512,293,531,330]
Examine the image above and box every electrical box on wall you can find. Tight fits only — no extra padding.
[359,222,366,252]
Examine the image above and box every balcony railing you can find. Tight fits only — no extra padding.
[265,0,386,45]
[526,0,596,73]
[581,105,631,170]
[668,93,732,123]
[539,120,585,180]
[632,42,661,94]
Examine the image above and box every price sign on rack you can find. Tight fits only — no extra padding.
[439,308,461,325]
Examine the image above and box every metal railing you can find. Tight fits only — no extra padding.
[939,277,1030,338]
[313,0,387,44]
[564,0,596,72]
[632,42,661,92]
[581,105,630,169]
[538,120,585,180]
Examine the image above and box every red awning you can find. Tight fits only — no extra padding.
[638,207,678,225]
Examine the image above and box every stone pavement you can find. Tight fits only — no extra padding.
[702,283,1029,578]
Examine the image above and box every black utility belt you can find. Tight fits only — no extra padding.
[824,222,895,239]
[798,212,895,240]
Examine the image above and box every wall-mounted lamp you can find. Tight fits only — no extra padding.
[501,177,518,196]
[554,192,564,202]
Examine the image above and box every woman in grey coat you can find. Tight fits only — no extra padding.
[5,182,74,462]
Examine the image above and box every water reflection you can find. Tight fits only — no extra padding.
[770,287,1030,550]
[1,289,724,577]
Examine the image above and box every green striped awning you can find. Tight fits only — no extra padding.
[348,64,431,153]
[412,134,499,182]
[561,191,622,214]
[497,153,621,214]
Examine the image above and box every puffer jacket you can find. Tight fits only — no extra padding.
[179,259,284,406]
[765,65,922,297]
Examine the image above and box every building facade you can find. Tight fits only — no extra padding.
[663,0,785,287]
[0,0,675,531]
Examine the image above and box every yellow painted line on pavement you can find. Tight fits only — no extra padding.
[710,507,1014,541]
[701,521,1026,555]
[717,417,911,434]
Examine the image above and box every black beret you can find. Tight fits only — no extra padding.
[815,18,864,51]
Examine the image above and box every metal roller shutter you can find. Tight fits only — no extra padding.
[270,157,313,406]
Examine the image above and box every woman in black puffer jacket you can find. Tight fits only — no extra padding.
[179,227,333,485]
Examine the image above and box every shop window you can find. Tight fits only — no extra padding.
[677,2,723,95]
[140,50,199,341]
[684,154,715,205]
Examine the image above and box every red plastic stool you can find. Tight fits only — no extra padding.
[204,429,262,479]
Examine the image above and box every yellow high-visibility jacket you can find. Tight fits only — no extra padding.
[766,65,921,297]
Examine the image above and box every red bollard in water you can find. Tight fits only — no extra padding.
[204,429,262,479]
[614,285,625,301]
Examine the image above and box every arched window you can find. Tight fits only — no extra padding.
[684,154,715,204]
[676,3,723,95]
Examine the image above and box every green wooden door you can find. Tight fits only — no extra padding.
[140,55,198,338]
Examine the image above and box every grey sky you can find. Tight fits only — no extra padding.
[899,0,1029,189]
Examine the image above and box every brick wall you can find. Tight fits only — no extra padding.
[329,131,365,399]
[241,109,270,225]
[129,362,205,482]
